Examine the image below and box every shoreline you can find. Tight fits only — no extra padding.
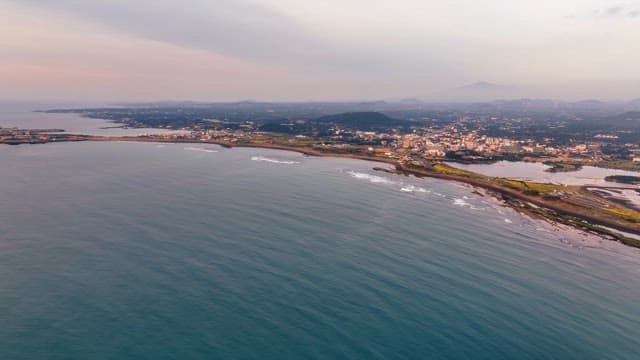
[4,133,640,171]
[88,136,401,165]
[5,135,640,248]
[389,165,640,241]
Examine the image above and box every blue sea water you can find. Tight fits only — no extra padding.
[2,141,640,359]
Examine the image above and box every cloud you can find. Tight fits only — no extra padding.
[14,0,462,78]
[12,1,323,64]
[9,0,447,78]
[593,3,640,18]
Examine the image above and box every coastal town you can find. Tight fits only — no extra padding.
[5,123,640,173]
[167,122,640,169]
[3,121,640,164]
[37,99,640,171]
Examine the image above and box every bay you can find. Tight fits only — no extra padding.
[2,142,640,359]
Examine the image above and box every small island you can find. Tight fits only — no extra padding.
[543,161,583,173]
[605,175,640,185]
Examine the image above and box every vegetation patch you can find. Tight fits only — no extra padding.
[543,161,582,173]
[432,164,484,178]
[499,179,565,193]
[606,208,640,222]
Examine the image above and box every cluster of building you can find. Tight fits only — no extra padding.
[0,127,60,142]
[140,121,640,163]
[399,130,582,158]
[332,125,640,162]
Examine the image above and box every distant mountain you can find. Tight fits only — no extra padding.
[428,82,518,102]
[570,99,610,110]
[626,98,640,110]
[394,98,424,104]
[614,111,640,120]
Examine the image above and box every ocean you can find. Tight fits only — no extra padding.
[2,141,640,359]
[0,104,176,136]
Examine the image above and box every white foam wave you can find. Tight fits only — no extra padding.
[251,156,300,165]
[184,147,219,153]
[453,198,471,207]
[347,171,396,185]
[400,185,429,193]
[452,197,486,211]
[347,171,435,195]
[504,218,513,224]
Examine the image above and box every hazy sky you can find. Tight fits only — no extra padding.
[1,0,639,101]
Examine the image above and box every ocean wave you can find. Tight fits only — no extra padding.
[453,197,486,211]
[453,198,471,207]
[251,156,300,165]
[348,171,433,194]
[347,171,396,184]
[400,185,429,193]
[184,147,219,153]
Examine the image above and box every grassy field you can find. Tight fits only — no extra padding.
[606,208,640,222]
[432,164,486,178]
[498,179,568,193]
[593,160,640,172]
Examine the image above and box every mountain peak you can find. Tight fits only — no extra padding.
[462,81,503,89]
[473,81,491,85]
